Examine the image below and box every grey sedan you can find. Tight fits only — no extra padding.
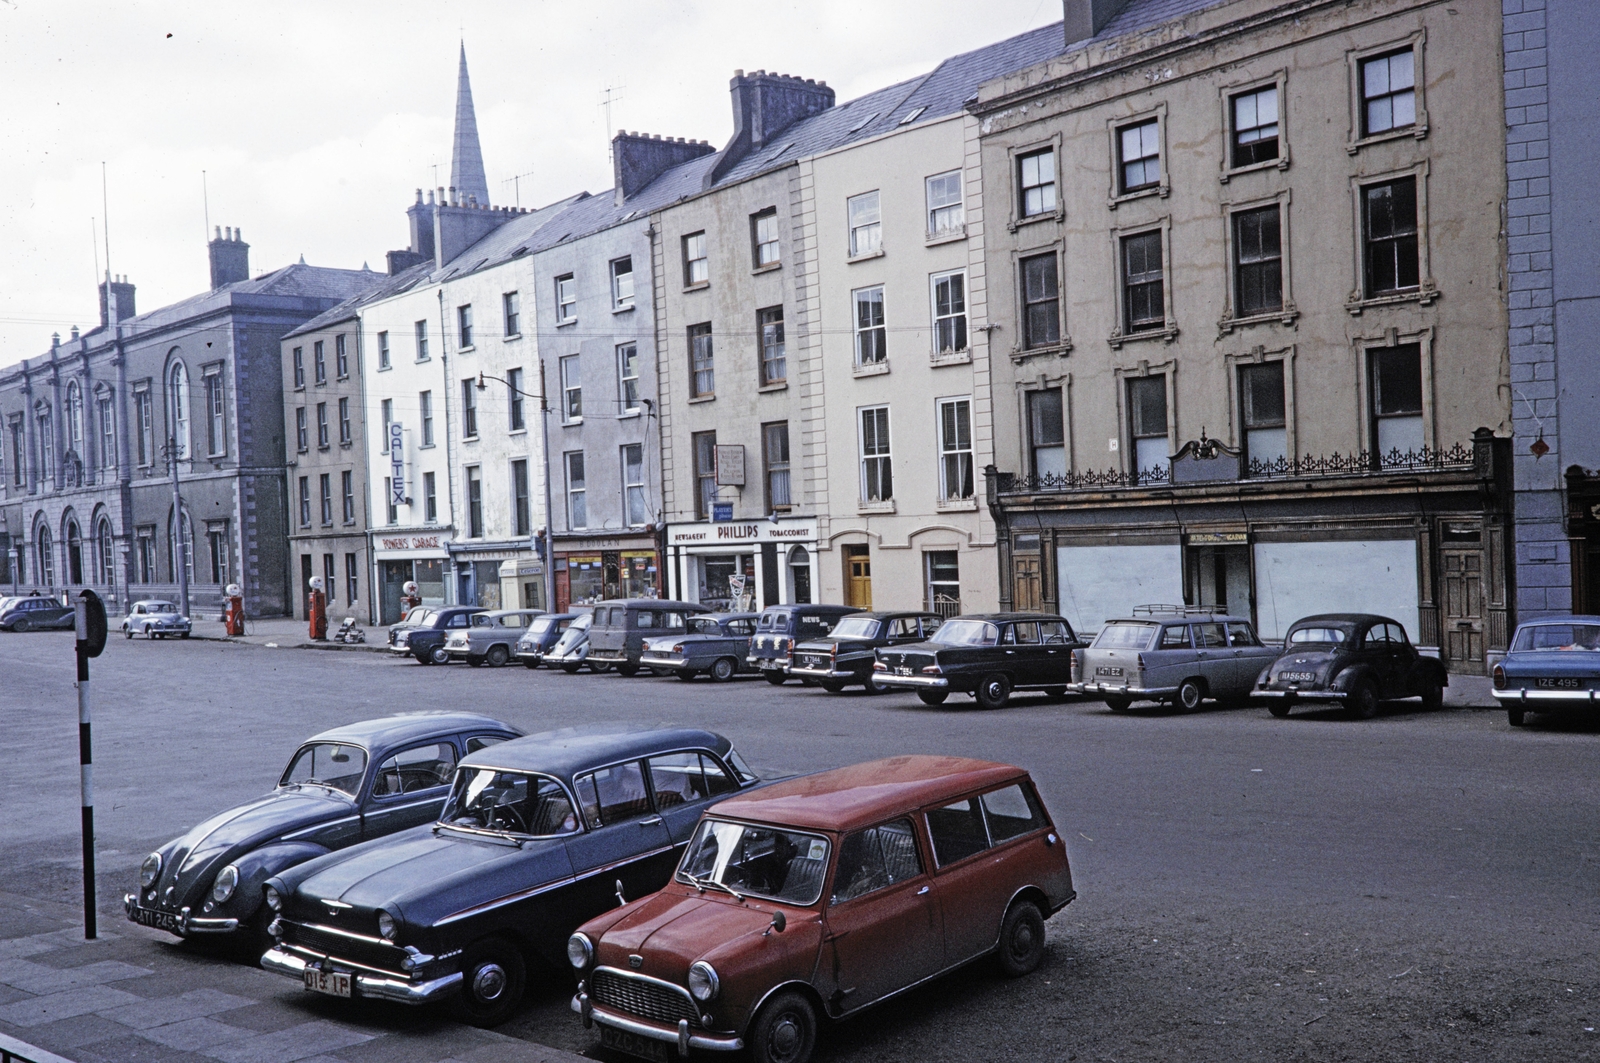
[639,612,759,681]
[1071,611,1279,711]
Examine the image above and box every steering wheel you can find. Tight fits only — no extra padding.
[488,798,528,833]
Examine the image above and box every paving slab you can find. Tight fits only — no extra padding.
[0,984,147,1027]
[200,1019,374,1063]
[138,1016,257,1051]
[0,959,152,996]
[100,989,259,1031]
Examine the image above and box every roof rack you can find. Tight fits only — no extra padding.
[1130,604,1218,616]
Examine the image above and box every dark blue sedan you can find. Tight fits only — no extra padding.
[124,712,522,945]
[1493,615,1600,726]
[260,725,760,1025]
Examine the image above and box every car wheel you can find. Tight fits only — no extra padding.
[763,672,788,686]
[917,690,948,706]
[675,669,697,681]
[862,678,884,695]
[709,657,736,682]
[1420,680,1443,711]
[1349,680,1380,720]
[1044,686,1068,699]
[820,679,845,694]
[561,662,582,674]
[589,661,613,673]
[179,631,190,639]
[429,645,450,666]
[1508,707,1526,727]
[976,673,1012,710]
[522,660,540,670]
[466,655,485,668]
[747,989,817,1063]
[617,662,640,677]
[1267,702,1292,718]
[1103,695,1132,713]
[1175,678,1205,712]
[123,627,133,639]
[486,645,510,668]
[449,937,526,1028]
[996,900,1047,978]
[11,618,29,633]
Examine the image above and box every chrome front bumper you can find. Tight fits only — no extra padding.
[124,894,238,935]
[260,946,462,1005]
[573,990,743,1053]
[1492,687,1600,702]
[872,673,948,690]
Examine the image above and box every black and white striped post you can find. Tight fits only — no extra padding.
[73,590,107,940]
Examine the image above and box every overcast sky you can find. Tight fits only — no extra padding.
[0,0,1063,370]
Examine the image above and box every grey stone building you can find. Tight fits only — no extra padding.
[0,232,380,617]
[1501,0,1600,619]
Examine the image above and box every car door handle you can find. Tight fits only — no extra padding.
[639,816,663,827]
[916,886,930,895]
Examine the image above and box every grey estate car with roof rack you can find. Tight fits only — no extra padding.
[1070,606,1280,712]
[260,725,760,1026]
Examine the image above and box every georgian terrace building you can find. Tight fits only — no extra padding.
[0,233,377,616]
[974,0,1512,674]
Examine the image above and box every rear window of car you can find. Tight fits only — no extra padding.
[758,611,784,631]
[1513,623,1600,651]
[982,784,1047,843]
[1095,622,1157,649]
[1288,625,1353,647]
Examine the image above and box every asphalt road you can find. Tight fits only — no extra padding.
[2,631,1597,1063]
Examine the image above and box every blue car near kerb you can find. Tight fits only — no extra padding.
[1492,615,1600,726]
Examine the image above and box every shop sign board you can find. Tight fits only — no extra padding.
[668,519,818,546]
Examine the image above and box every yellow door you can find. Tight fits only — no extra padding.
[845,547,872,608]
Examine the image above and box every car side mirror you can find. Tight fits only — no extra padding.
[764,910,786,936]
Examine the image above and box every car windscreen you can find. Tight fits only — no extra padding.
[832,617,881,639]
[1287,624,1355,648]
[930,619,998,647]
[570,613,593,631]
[678,818,830,905]
[148,603,177,614]
[404,607,433,625]
[686,617,722,635]
[725,747,758,784]
[529,616,556,634]
[1095,622,1157,649]
[440,768,577,836]
[279,743,368,796]
[1512,623,1600,652]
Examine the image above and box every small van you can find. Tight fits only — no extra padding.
[584,599,698,675]
[747,603,861,684]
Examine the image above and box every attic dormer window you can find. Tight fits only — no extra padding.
[899,107,927,126]
[848,111,880,134]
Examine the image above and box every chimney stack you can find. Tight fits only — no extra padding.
[1063,0,1125,46]
[613,131,716,203]
[706,70,834,187]
[98,275,136,326]
[209,226,250,289]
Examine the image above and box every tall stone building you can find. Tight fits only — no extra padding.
[0,234,379,616]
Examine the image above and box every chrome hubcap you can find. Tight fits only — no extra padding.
[472,963,507,1001]
[771,1016,801,1055]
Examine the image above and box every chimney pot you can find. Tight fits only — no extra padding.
[70,326,79,340]
[214,226,221,239]
[734,68,744,78]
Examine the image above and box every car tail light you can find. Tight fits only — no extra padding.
[872,661,887,672]
[672,643,685,654]
[1136,653,1146,670]
[1492,664,1507,690]
[829,644,837,663]
[921,664,942,675]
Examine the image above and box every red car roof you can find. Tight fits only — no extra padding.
[711,755,1027,834]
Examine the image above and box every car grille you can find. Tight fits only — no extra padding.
[286,922,403,974]
[590,967,699,1027]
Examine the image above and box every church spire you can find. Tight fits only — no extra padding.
[450,42,491,207]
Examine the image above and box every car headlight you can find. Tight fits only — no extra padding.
[210,864,239,903]
[567,932,593,970]
[688,961,720,1002]
[264,886,282,912]
[140,852,162,888]
[377,911,397,940]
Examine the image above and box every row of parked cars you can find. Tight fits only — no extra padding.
[128,714,1075,1063]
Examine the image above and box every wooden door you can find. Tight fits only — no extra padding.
[1013,556,1041,612]
[845,548,873,608]
[1442,549,1485,672]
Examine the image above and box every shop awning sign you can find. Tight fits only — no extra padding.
[389,423,405,505]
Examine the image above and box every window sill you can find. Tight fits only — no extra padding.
[689,394,716,404]
[758,381,789,393]
[752,261,783,275]
[1009,339,1072,364]
[418,443,436,450]
[1108,324,1179,349]
[617,410,642,420]
[462,435,479,443]
[612,304,635,315]
[415,358,430,364]
[339,441,353,449]
[853,361,890,379]
[314,381,327,388]
[1346,122,1429,155]
[847,248,886,264]
[336,375,350,383]
[376,364,392,372]
[1107,184,1168,210]
[1220,156,1290,183]
[508,428,528,437]
[554,320,577,329]
[292,386,305,392]
[503,333,523,342]
[457,346,475,354]
[1007,210,1063,233]
[925,226,967,247]
[1345,286,1438,315]
[561,419,583,428]
[1219,307,1299,334]
[684,281,710,293]
[857,499,896,515]
[936,497,979,512]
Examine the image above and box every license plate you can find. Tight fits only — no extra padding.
[1535,677,1583,690]
[600,1025,671,1062]
[131,906,179,933]
[304,968,351,998]
[1095,666,1124,677]
[1280,672,1317,682]
[894,666,912,676]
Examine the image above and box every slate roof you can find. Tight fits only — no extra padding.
[286,260,435,338]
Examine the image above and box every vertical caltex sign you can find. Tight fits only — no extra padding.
[73,589,108,938]
[389,421,406,506]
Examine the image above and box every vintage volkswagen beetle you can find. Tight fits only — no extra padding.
[872,613,1084,709]
[1069,609,1279,712]
[1255,613,1447,718]
[260,725,760,1026]
[1492,615,1600,726]
[1,594,77,632]
[747,605,861,685]
[119,599,192,639]
[640,613,759,682]
[445,608,546,667]
[569,755,1074,1063]
[516,612,582,668]
[548,610,599,672]
[791,611,944,693]
[124,712,521,944]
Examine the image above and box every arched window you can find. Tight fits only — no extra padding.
[37,526,55,587]
[97,519,116,586]
[169,362,190,460]
[169,509,193,583]
[787,545,812,605]
[66,520,83,585]
[66,381,84,457]
[37,405,54,481]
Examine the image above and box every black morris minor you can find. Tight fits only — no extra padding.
[790,611,943,693]
[124,712,521,945]
[1,593,76,632]
[1255,613,1447,718]
[1492,615,1600,726]
[872,613,1084,709]
[260,726,760,1026]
